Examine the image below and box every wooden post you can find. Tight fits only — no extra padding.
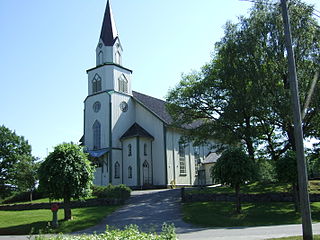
[280,1,313,239]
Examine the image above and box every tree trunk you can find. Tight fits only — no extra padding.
[293,182,300,212]
[29,191,33,202]
[64,196,72,220]
[235,184,241,214]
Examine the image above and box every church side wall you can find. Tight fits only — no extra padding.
[122,138,137,187]
[135,104,166,186]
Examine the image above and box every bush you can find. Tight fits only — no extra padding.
[256,158,277,183]
[92,184,131,201]
[34,223,176,240]
[2,189,46,204]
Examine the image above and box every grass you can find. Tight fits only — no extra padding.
[0,205,119,235]
[182,201,320,227]
[187,180,320,195]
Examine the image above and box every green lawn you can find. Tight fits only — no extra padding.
[182,201,320,227]
[188,181,320,195]
[0,205,119,235]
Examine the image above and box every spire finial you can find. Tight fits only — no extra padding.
[100,0,118,46]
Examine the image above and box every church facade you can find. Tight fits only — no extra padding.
[82,1,215,188]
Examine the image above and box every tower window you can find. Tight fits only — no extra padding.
[115,51,121,65]
[115,161,120,178]
[128,144,132,156]
[98,51,103,65]
[194,146,200,175]
[128,166,132,178]
[93,120,101,149]
[92,74,102,93]
[144,143,147,156]
[118,75,128,93]
[179,140,186,175]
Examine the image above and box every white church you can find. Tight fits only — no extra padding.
[82,1,216,188]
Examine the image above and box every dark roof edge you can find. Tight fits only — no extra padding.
[86,63,133,73]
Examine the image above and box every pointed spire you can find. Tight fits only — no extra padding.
[100,0,118,46]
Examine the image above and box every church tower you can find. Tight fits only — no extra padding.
[83,0,134,186]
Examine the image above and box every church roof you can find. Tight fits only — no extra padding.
[120,123,154,140]
[100,0,118,46]
[132,91,173,124]
[203,152,220,164]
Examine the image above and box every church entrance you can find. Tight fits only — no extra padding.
[143,160,151,185]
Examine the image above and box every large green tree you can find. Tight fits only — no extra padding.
[212,146,256,213]
[0,125,34,198]
[276,151,299,212]
[166,0,320,160]
[38,143,94,220]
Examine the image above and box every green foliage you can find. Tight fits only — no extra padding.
[166,0,320,161]
[1,189,46,204]
[38,143,94,220]
[276,151,298,184]
[256,158,277,183]
[0,125,34,198]
[38,143,94,201]
[212,147,256,187]
[92,184,131,200]
[33,223,176,240]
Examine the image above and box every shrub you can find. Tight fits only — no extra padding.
[92,184,131,201]
[34,223,176,240]
[2,189,46,204]
[256,158,277,183]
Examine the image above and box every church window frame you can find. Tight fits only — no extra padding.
[128,144,132,156]
[194,146,201,175]
[114,161,120,179]
[118,74,128,93]
[115,51,121,65]
[128,166,132,179]
[92,74,102,93]
[93,120,101,150]
[179,140,187,175]
[98,51,103,65]
[143,143,147,156]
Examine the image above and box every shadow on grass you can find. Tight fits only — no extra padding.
[182,202,303,228]
[0,221,49,235]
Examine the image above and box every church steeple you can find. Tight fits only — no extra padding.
[100,0,118,46]
[96,0,123,66]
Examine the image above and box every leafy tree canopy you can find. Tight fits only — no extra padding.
[38,143,94,220]
[0,125,33,198]
[166,0,320,161]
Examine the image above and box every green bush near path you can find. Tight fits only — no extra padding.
[0,206,119,235]
[182,201,320,227]
[33,224,177,240]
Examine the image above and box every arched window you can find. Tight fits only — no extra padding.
[115,161,120,179]
[98,51,103,65]
[115,51,121,65]
[144,143,147,156]
[118,75,128,93]
[128,166,132,179]
[93,120,101,149]
[179,140,186,175]
[92,74,102,93]
[128,144,132,156]
[194,146,200,175]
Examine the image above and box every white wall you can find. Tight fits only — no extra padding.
[135,103,166,186]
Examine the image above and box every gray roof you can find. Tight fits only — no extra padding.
[203,152,220,164]
[132,91,173,124]
[120,123,154,140]
[100,0,118,46]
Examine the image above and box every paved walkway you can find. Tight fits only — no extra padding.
[2,188,320,239]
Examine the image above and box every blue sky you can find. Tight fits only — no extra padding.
[0,0,319,159]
